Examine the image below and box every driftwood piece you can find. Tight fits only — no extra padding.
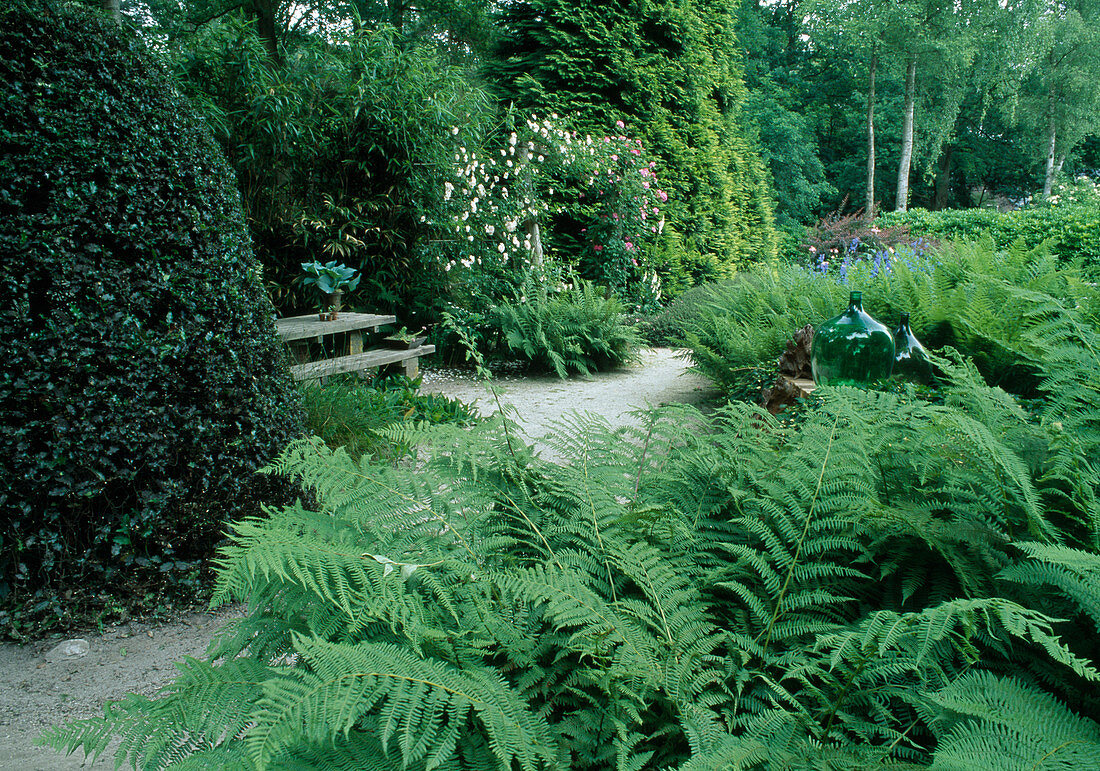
[777,324,814,379]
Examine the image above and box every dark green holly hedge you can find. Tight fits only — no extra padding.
[0,2,302,634]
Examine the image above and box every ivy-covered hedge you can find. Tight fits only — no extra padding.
[0,1,302,634]
[881,205,1100,275]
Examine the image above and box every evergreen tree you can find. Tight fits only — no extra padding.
[486,0,778,268]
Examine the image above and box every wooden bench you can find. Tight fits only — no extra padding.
[275,312,434,382]
[287,345,436,381]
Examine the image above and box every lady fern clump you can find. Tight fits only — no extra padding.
[492,279,642,377]
[43,290,1100,768]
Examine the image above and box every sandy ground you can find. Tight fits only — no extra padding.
[0,608,244,770]
[419,347,717,458]
[0,348,716,770]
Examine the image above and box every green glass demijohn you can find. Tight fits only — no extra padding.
[811,291,895,385]
[892,312,934,386]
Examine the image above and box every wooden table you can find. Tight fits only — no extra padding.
[275,312,435,381]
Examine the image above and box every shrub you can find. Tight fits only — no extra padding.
[792,203,939,280]
[493,280,642,377]
[174,21,491,322]
[798,204,916,263]
[432,115,671,315]
[488,0,780,269]
[882,202,1100,277]
[0,2,302,636]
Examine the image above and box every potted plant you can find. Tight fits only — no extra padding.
[301,260,361,320]
[383,326,428,349]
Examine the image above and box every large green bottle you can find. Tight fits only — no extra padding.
[892,312,934,386]
[811,291,895,385]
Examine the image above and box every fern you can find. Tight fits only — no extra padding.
[41,657,270,770]
[42,325,1100,769]
[247,635,560,770]
[1015,291,1100,547]
[1001,541,1100,632]
[927,671,1100,770]
[493,279,642,377]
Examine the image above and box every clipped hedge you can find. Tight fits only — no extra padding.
[881,205,1100,275]
[0,2,302,632]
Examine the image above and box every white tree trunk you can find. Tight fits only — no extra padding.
[1042,117,1057,199]
[865,47,877,221]
[102,0,121,22]
[895,56,917,213]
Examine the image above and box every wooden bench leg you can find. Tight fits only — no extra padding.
[403,356,419,378]
[288,341,312,364]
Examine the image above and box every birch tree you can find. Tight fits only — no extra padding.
[1020,0,1100,198]
[808,0,994,213]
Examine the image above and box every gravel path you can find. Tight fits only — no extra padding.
[0,348,716,770]
[420,347,716,457]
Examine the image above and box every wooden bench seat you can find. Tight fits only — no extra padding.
[288,345,436,381]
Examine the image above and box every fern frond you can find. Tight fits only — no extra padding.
[1000,541,1100,632]
[928,671,1100,770]
[40,656,270,770]
[247,634,559,770]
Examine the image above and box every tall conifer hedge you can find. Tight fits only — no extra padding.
[488,0,779,268]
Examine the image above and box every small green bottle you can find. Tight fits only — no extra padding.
[892,312,934,386]
[811,291,895,385]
